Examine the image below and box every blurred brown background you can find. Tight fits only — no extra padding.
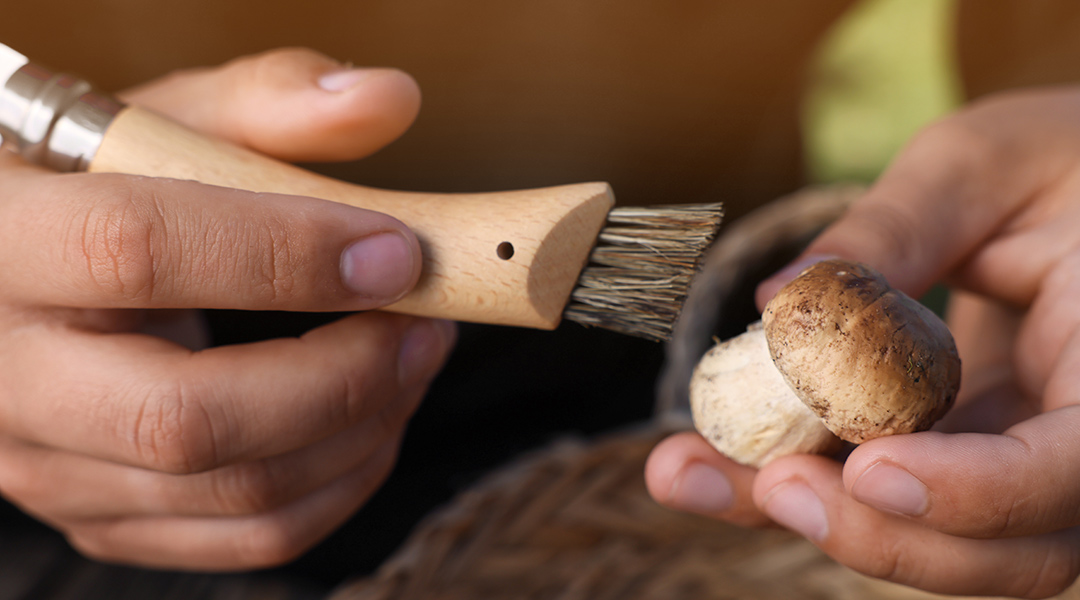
[3,1,1080,217]
[3,0,855,223]
[3,1,1080,596]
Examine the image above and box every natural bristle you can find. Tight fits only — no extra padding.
[563,203,724,342]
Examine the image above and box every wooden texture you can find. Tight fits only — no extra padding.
[90,106,615,329]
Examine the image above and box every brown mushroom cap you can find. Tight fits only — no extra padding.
[761,259,961,443]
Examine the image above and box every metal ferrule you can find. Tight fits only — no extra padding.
[0,62,121,172]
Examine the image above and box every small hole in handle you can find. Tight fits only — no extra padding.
[497,242,515,260]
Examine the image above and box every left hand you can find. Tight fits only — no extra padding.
[0,48,453,572]
[646,86,1080,598]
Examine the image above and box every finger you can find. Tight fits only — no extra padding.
[64,436,401,571]
[0,157,420,310]
[755,455,1080,598]
[1016,250,1080,402]
[0,312,455,473]
[644,432,771,528]
[0,383,419,519]
[757,88,1080,308]
[936,290,1035,434]
[119,47,421,162]
[841,404,1080,540]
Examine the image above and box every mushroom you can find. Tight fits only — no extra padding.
[689,259,961,467]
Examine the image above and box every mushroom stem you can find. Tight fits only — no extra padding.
[689,322,839,468]
[689,259,960,467]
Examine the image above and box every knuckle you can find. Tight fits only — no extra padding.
[344,373,402,427]
[367,405,403,448]
[1041,252,1080,306]
[219,48,327,148]
[335,363,384,423]
[842,201,924,268]
[978,436,1046,539]
[370,438,402,484]
[903,113,1011,185]
[142,65,215,99]
[201,204,307,305]
[981,481,1041,539]
[907,115,988,161]
[60,174,310,307]
[232,519,308,568]
[63,522,139,567]
[311,318,404,425]
[243,211,302,303]
[314,368,367,430]
[906,116,970,153]
[66,177,165,303]
[1017,543,1080,599]
[65,528,114,563]
[0,456,46,506]
[208,461,291,515]
[983,501,1020,539]
[372,388,423,437]
[846,535,944,592]
[259,47,324,67]
[859,536,909,584]
[232,47,326,82]
[126,380,220,474]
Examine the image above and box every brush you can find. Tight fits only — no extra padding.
[0,43,722,342]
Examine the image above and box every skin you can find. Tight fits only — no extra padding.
[0,48,456,571]
[647,86,1080,598]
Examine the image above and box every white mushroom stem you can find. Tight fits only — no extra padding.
[689,322,838,468]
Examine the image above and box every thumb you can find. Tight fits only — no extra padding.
[118,47,421,162]
[756,93,1076,311]
[753,161,977,311]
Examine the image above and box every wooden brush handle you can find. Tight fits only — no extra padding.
[89,106,615,329]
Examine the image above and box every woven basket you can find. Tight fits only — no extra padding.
[328,419,1080,599]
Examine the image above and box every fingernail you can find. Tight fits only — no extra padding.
[762,480,829,542]
[851,462,929,517]
[398,319,456,386]
[756,254,837,308]
[340,231,416,300]
[667,462,735,514]
[318,68,375,92]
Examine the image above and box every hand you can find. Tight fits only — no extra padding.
[0,48,456,571]
[647,86,1080,598]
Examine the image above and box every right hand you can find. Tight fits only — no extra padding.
[0,48,456,571]
[647,85,1080,597]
